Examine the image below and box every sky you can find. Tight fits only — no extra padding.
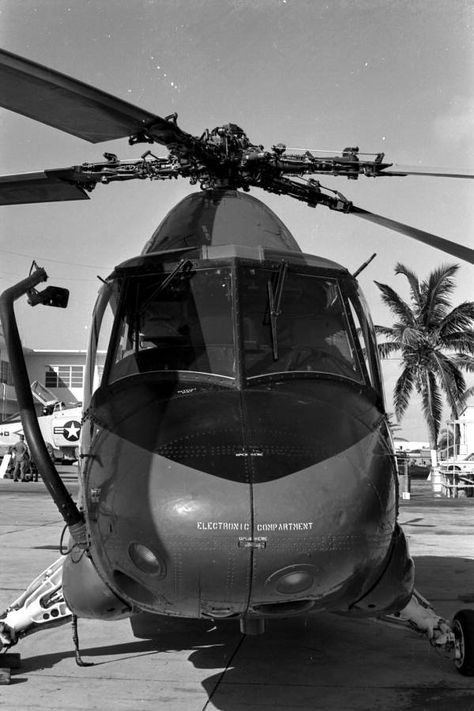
[0,0,473,440]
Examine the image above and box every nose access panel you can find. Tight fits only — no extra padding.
[86,434,255,618]
[85,380,256,618]
[240,382,396,613]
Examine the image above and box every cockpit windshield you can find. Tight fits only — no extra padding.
[108,266,235,380]
[241,266,364,381]
[103,259,369,387]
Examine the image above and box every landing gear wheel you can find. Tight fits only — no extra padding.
[453,610,474,676]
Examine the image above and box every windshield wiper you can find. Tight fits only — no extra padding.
[159,258,193,292]
[142,258,193,310]
[266,261,288,360]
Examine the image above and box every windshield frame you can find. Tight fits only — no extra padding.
[102,261,238,384]
[97,256,382,401]
[239,263,371,387]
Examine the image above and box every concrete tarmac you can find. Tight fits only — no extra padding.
[0,471,473,711]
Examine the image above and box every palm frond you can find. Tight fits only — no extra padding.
[431,351,467,414]
[419,370,443,445]
[394,263,421,308]
[462,384,474,402]
[393,366,416,420]
[452,353,474,372]
[420,263,459,326]
[377,341,401,359]
[439,304,474,340]
[442,331,474,354]
[374,281,416,326]
[374,324,396,337]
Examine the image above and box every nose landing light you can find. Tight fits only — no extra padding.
[128,542,166,577]
[265,564,315,595]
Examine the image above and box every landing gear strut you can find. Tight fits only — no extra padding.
[0,558,70,650]
[391,589,474,676]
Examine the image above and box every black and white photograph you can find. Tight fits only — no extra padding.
[0,1,473,709]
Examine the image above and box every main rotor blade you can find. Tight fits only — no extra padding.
[0,48,191,146]
[381,165,474,179]
[0,170,91,205]
[351,206,474,264]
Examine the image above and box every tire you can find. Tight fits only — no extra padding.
[453,610,474,676]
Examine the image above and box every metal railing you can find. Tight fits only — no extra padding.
[438,467,474,498]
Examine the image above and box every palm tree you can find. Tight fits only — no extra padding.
[374,263,474,456]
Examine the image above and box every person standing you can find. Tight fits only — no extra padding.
[30,440,55,482]
[11,434,30,482]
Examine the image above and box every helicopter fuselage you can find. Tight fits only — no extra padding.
[64,190,414,626]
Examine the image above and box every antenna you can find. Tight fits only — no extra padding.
[353,253,377,278]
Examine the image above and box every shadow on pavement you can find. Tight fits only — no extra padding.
[10,556,474,710]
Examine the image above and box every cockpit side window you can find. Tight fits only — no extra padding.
[107,267,235,381]
[85,282,116,403]
[241,267,364,382]
[346,287,384,395]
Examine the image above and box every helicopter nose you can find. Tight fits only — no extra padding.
[83,376,396,616]
[83,378,254,617]
[247,431,396,614]
[85,438,254,617]
[241,383,397,612]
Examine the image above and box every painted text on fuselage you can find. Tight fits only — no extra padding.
[196,521,314,531]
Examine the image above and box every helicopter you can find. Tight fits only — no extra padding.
[0,47,473,678]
